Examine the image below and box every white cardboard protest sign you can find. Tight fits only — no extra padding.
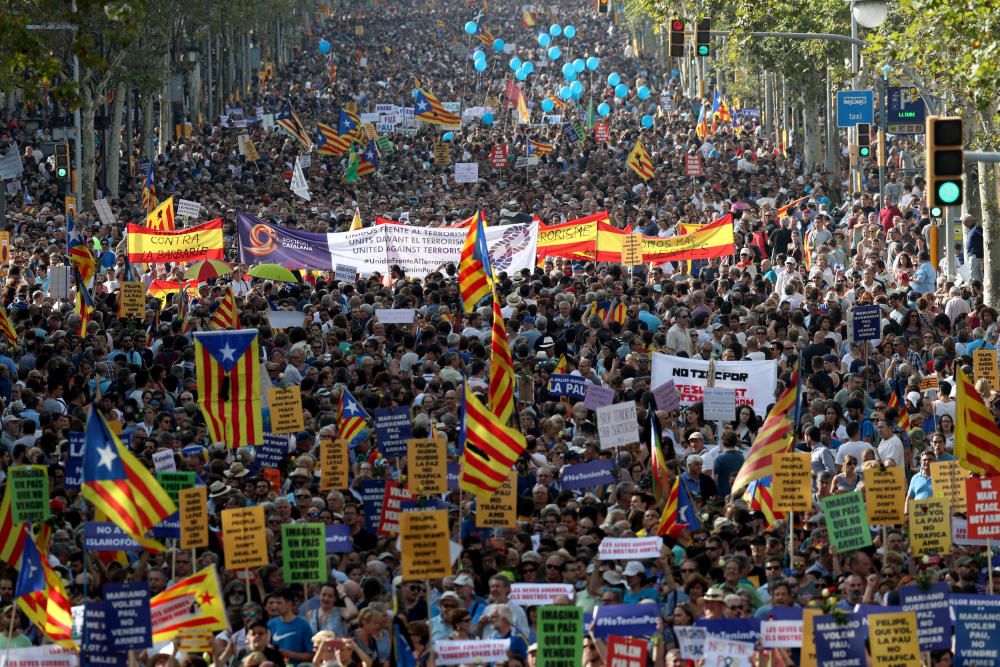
[334,264,358,282]
[509,583,574,607]
[435,640,510,666]
[93,197,117,227]
[265,311,308,330]
[152,449,176,473]
[597,537,663,560]
[761,619,803,648]
[454,162,479,184]
[596,401,640,450]
[176,199,202,219]
[375,308,416,324]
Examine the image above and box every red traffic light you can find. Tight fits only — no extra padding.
[672,20,684,31]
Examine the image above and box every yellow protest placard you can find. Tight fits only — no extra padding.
[221,505,268,570]
[400,509,450,579]
[772,452,812,512]
[362,123,377,140]
[932,460,968,512]
[65,195,77,217]
[244,140,260,162]
[0,232,10,265]
[268,386,304,434]
[620,234,643,266]
[118,281,146,318]
[869,612,921,667]
[974,349,1000,391]
[865,466,907,525]
[476,470,517,528]
[320,435,349,490]
[909,497,951,556]
[800,608,819,667]
[407,438,447,495]
[434,142,450,166]
[180,486,208,549]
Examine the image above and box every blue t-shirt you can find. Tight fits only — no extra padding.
[268,615,313,655]
[907,472,933,500]
[623,586,659,604]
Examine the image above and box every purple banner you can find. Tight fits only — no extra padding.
[560,460,617,490]
[813,613,866,667]
[900,583,951,651]
[592,604,659,640]
[237,211,333,270]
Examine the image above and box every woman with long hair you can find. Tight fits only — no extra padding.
[731,405,759,449]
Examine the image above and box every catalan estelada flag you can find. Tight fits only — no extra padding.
[210,287,239,330]
[626,139,655,181]
[275,104,313,149]
[473,25,496,47]
[0,307,17,346]
[649,409,672,508]
[338,387,370,448]
[956,366,1000,475]
[141,161,157,213]
[732,366,801,494]
[458,210,493,312]
[316,122,350,156]
[358,140,378,177]
[605,298,627,326]
[459,385,527,497]
[744,477,784,528]
[414,89,460,126]
[489,288,515,423]
[75,269,93,336]
[339,108,362,142]
[151,567,228,643]
[0,483,26,567]
[146,196,176,231]
[194,329,264,448]
[82,407,177,552]
[695,105,709,140]
[67,213,96,287]
[16,530,76,649]
[528,139,553,156]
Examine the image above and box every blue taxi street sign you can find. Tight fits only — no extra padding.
[837,90,874,127]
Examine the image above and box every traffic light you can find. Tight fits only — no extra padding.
[926,116,963,208]
[596,0,609,13]
[669,19,685,58]
[55,142,70,180]
[696,18,711,56]
[856,123,871,159]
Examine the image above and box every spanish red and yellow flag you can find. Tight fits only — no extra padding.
[126,218,224,264]
[626,139,655,181]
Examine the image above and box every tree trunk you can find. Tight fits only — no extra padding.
[143,92,155,159]
[982,161,1000,308]
[106,82,125,200]
[159,52,173,155]
[79,84,96,211]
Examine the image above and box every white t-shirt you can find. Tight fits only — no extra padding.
[835,440,875,465]
[877,435,905,468]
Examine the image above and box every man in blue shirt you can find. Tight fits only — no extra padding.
[266,588,314,664]
[906,452,935,514]
[910,251,937,295]
[964,214,984,282]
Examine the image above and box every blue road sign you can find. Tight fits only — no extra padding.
[887,86,926,134]
[837,90,874,127]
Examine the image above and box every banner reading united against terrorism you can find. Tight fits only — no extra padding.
[237,211,537,278]
[126,218,225,263]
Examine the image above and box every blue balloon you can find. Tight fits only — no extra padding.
[572,88,581,100]
[516,68,528,80]
[598,102,611,117]
[562,62,574,76]
[442,132,453,141]
[570,80,583,95]
[564,70,576,82]
[642,115,654,128]
[475,59,487,72]
[318,39,331,54]
[522,61,534,74]
[493,38,505,52]
[559,86,573,100]
[482,113,494,126]
[607,72,621,87]
[464,21,478,35]
[548,46,561,60]
[573,58,585,73]
[509,57,522,71]
[550,24,562,36]
[473,50,485,61]
[538,32,551,47]
[586,56,600,71]
[564,25,576,39]
[614,83,628,98]
[541,98,555,112]
[637,85,651,100]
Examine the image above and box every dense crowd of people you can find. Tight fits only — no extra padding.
[0,0,991,666]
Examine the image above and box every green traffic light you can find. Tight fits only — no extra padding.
[938,181,961,204]
[930,207,942,218]
[57,167,68,178]
[697,45,709,56]
[859,147,870,157]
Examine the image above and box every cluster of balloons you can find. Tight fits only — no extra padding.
[539,22,576,60]
[508,56,534,81]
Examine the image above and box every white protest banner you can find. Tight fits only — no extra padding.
[298,154,312,169]
[176,199,202,219]
[326,222,538,280]
[152,449,176,473]
[455,162,479,184]
[375,308,416,324]
[510,583,574,607]
[704,637,754,667]
[0,143,24,180]
[597,537,663,560]
[334,264,358,282]
[48,266,70,299]
[237,134,250,155]
[265,311,308,330]
[435,640,510,666]
[703,387,736,421]
[761,619,803,648]
[262,114,274,131]
[953,515,989,546]
[93,197,117,227]
[651,354,777,418]
[674,626,706,662]
[596,401,640,450]
[290,158,310,201]
[0,645,78,667]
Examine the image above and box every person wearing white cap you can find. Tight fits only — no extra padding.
[622,561,657,604]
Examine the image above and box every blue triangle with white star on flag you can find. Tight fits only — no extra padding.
[193,329,258,373]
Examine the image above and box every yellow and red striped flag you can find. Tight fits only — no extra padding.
[194,329,264,448]
[626,139,655,181]
[317,122,351,156]
[488,288,515,423]
[458,211,493,312]
[0,307,17,346]
[141,162,157,213]
[210,287,239,330]
[649,410,672,508]
[956,366,1000,475]
[16,531,76,649]
[553,355,568,374]
[0,482,26,567]
[459,386,527,497]
[887,391,909,431]
[146,196,176,231]
[732,367,800,494]
[743,477,785,529]
[528,139,553,156]
[82,407,177,552]
[151,566,228,642]
[338,387,370,447]
[414,89,460,126]
[775,196,807,218]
